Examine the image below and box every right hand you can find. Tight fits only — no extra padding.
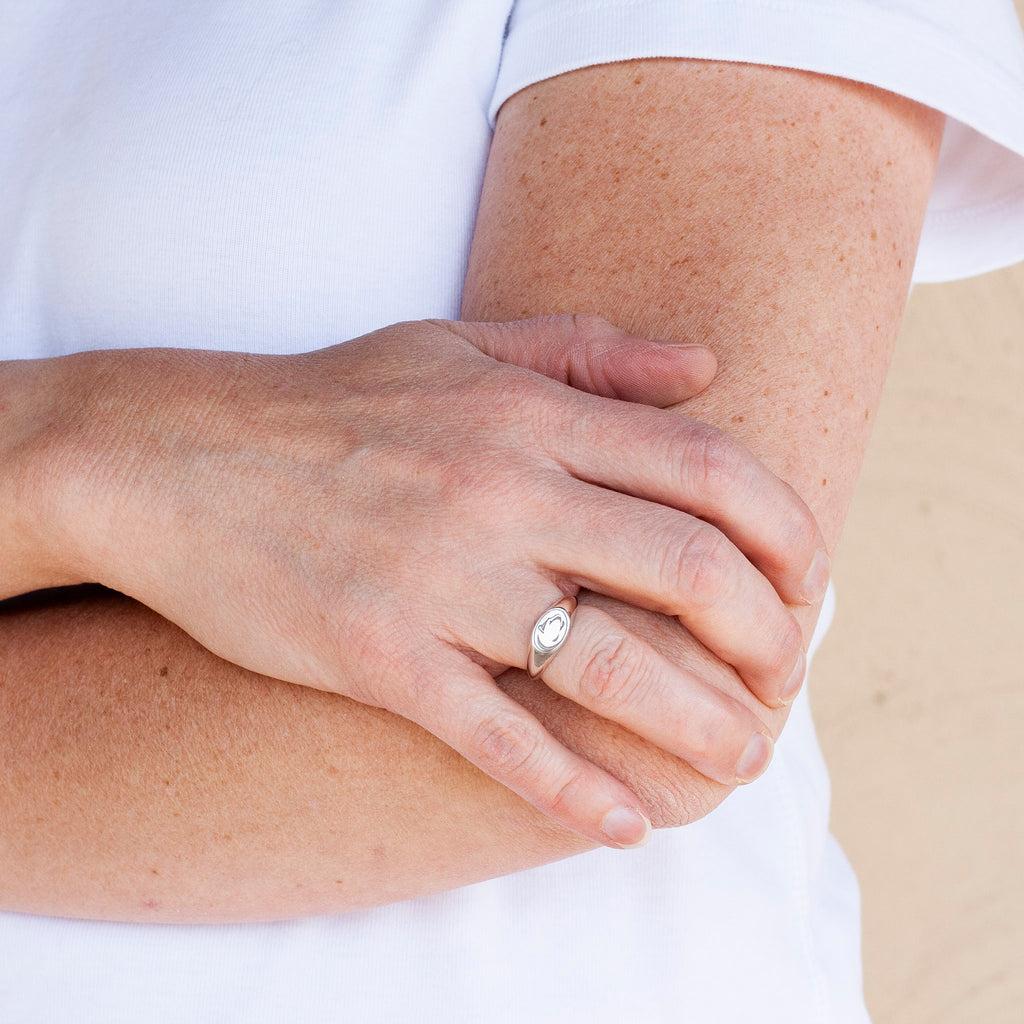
[18,315,828,847]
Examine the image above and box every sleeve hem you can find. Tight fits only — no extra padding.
[491,0,1024,280]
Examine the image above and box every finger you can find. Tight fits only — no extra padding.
[438,491,802,711]
[547,399,830,608]
[397,649,653,849]
[538,605,774,785]
[527,480,805,708]
[430,313,718,407]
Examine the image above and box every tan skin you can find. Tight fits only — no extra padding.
[0,60,942,921]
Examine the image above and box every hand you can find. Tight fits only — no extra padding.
[23,315,827,847]
[499,591,796,833]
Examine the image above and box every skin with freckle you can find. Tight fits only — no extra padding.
[0,59,943,924]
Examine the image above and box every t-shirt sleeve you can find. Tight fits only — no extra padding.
[490,0,1024,283]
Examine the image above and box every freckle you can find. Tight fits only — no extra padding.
[335,879,344,885]
[865,410,870,420]
[633,75,643,85]
[870,229,877,240]
[539,117,547,127]
[659,171,669,179]
[150,868,159,876]
[731,415,744,423]
[823,427,829,434]
[159,665,168,677]
[822,478,828,486]
[823,390,830,397]
[898,258,903,268]
[222,834,232,842]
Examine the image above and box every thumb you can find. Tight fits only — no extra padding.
[434,313,717,407]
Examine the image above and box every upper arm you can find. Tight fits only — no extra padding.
[462,58,944,548]
[0,60,944,922]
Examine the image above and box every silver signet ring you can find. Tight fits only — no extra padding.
[527,596,577,678]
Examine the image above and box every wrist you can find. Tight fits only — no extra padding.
[0,354,104,597]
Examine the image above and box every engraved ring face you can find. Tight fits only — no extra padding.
[533,608,571,653]
[527,596,577,678]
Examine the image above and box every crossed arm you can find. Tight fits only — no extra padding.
[0,59,942,921]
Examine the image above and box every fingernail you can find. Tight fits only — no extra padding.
[779,649,806,706]
[800,549,831,605]
[736,732,774,784]
[600,806,652,848]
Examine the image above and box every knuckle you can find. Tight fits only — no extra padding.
[686,694,764,774]
[470,710,545,781]
[685,423,745,498]
[673,522,733,608]
[578,631,649,709]
[546,765,594,820]
[684,704,737,767]
[752,489,823,590]
[568,312,610,337]
[766,615,805,679]
[777,481,821,557]
[793,494,821,548]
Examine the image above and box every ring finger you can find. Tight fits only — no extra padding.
[533,479,804,708]
[533,602,775,786]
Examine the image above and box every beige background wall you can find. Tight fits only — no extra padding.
[811,9,1024,1015]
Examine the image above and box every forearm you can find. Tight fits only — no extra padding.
[0,62,942,922]
[463,61,943,563]
[0,335,736,922]
[0,588,594,921]
[2,355,594,921]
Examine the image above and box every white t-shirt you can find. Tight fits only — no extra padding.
[1,2,1022,1021]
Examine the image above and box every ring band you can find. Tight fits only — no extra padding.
[527,596,577,678]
